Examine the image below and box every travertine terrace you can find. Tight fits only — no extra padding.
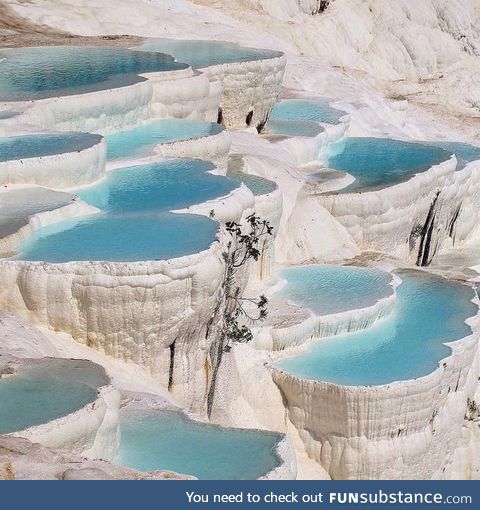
[1,0,480,481]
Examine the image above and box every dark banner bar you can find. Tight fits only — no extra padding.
[1,481,478,510]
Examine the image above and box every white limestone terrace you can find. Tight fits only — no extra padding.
[254,264,398,351]
[0,39,287,135]
[0,46,219,134]
[105,118,232,172]
[0,355,120,461]
[0,159,256,411]
[271,269,480,479]
[0,187,99,260]
[317,141,480,265]
[0,312,295,480]
[264,95,350,168]
[0,131,105,188]
[232,108,480,267]
[254,95,480,267]
[138,39,286,130]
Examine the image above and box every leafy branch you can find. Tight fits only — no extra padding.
[206,213,273,415]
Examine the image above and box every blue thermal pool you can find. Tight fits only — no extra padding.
[139,39,282,68]
[326,137,452,192]
[106,119,223,160]
[16,159,239,262]
[76,159,238,213]
[0,132,102,162]
[0,359,106,434]
[17,213,219,263]
[116,408,283,480]
[0,46,187,101]
[422,141,480,170]
[277,265,393,315]
[267,99,346,137]
[227,168,277,196]
[276,271,477,386]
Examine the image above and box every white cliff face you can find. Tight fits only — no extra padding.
[318,157,480,265]
[272,319,480,480]
[0,245,225,412]
[200,55,287,129]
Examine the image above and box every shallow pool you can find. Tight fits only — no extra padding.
[18,213,218,263]
[269,99,346,130]
[421,141,480,170]
[0,132,102,162]
[0,358,106,434]
[327,138,452,192]
[106,119,223,160]
[17,159,238,262]
[139,39,282,68]
[117,408,282,480]
[227,168,277,196]
[78,159,237,213]
[277,271,476,386]
[277,265,393,315]
[0,46,187,101]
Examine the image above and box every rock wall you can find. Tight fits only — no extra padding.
[201,54,286,129]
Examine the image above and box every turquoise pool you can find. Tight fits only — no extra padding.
[139,39,282,68]
[18,213,218,263]
[106,119,223,160]
[269,99,346,129]
[17,159,238,262]
[277,271,476,386]
[277,265,393,315]
[327,138,452,192]
[0,46,187,101]
[77,160,237,213]
[0,359,106,434]
[422,141,480,170]
[0,133,102,162]
[117,408,283,480]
